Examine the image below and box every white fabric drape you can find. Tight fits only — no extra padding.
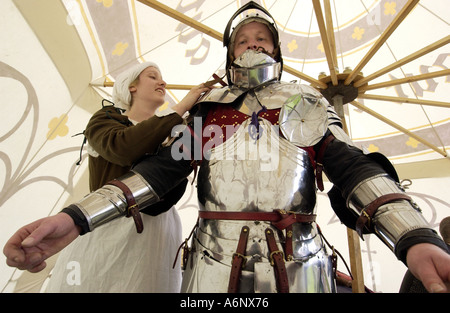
[45,208,182,293]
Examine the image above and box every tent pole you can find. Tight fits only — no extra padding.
[357,94,450,108]
[358,69,450,92]
[312,0,338,85]
[354,35,450,88]
[324,0,338,72]
[351,100,447,157]
[332,95,366,293]
[344,0,420,85]
[137,0,327,89]
[97,81,196,90]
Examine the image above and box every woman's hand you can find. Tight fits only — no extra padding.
[172,83,214,117]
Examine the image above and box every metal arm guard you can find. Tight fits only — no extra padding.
[346,174,431,251]
[63,130,196,234]
[68,171,159,233]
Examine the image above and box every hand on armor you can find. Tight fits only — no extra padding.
[172,83,214,117]
[406,243,450,293]
[3,213,80,273]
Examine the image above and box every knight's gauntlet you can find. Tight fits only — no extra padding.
[71,171,159,233]
[346,174,431,251]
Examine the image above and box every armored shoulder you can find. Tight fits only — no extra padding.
[277,83,330,147]
[198,86,244,104]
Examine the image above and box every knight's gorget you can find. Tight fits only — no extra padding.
[229,50,281,89]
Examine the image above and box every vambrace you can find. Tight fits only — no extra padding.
[346,174,439,254]
[62,171,159,234]
[62,130,197,235]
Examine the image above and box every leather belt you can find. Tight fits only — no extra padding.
[107,179,143,233]
[198,210,316,230]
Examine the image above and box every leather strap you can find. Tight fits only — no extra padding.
[265,228,289,293]
[200,210,314,265]
[107,179,143,233]
[199,210,315,293]
[228,226,250,293]
[355,193,412,237]
[204,73,228,87]
[316,134,335,191]
[198,210,316,230]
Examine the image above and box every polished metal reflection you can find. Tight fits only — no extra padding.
[229,63,281,89]
[279,84,329,147]
[229,50,281,89]
[198,118,316,213]
[181,118,335,293]
[346,174,400,211]
[374,203,431,250]
[75,171,159,231]
[347,173,432,250]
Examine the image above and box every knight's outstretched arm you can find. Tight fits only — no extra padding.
[320,133,448,264]
[61,125,197,234]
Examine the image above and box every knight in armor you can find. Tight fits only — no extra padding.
[4,2,449,293]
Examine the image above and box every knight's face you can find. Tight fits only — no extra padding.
[232,21,275,59]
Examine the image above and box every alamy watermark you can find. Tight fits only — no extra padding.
[65,261,81,286]
[170,117,281,172]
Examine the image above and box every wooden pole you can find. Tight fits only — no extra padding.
[354,35,450,88]
[137,0,222,41]
[332,95,366,293]
[344,0,420,85]
[351,100,447,157]
[357,94,450,108]
[97,80,196,90]
[358,69,450,92]
[312,0,338,85]
[137,0,327,89]
[324,0,338,71]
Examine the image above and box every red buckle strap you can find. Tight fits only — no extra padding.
[265,228,289,293]
[107,179,143,233]
[355,193,412,238]
[228,226,249,293]
[198,210,316,293]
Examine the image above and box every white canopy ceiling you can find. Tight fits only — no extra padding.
[1,0,449,293]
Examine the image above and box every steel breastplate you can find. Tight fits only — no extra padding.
[182,118,335,293]
[197,117,317,214]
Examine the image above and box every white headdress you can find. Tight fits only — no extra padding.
[112,62,160,111]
